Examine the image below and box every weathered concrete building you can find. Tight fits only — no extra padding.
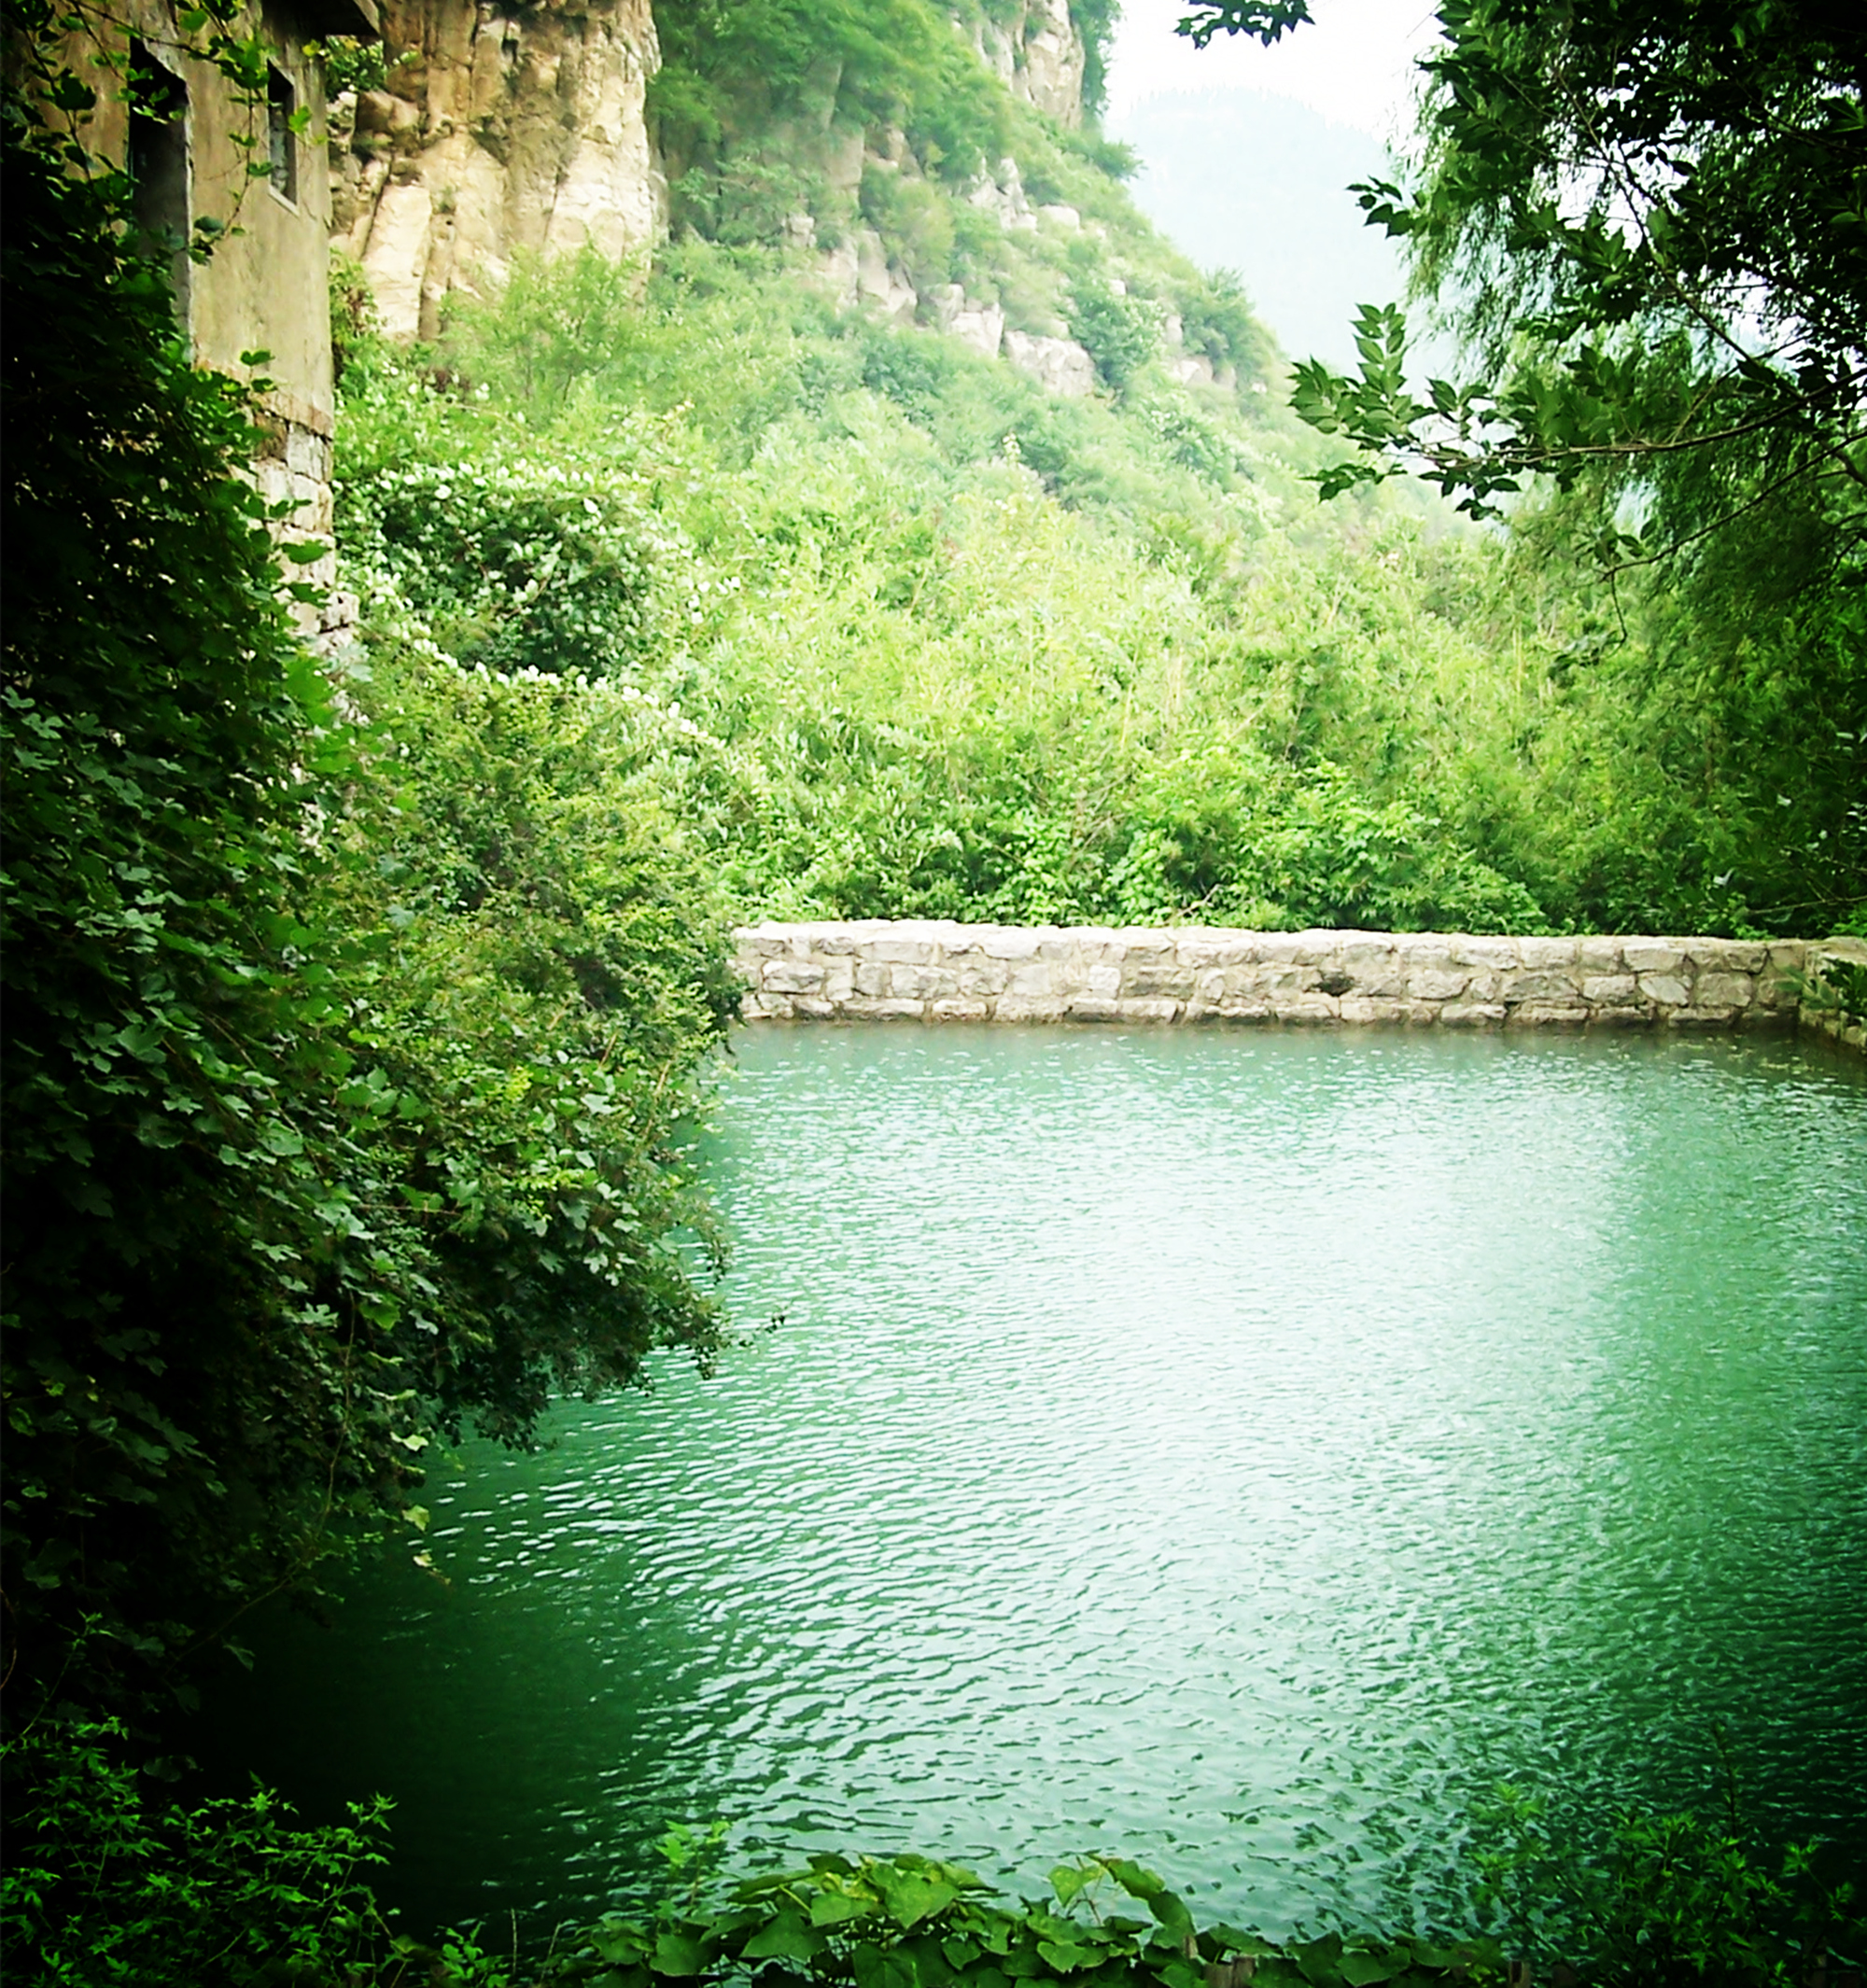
[63,0,379,609]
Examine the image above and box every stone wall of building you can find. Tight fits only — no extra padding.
[734,921,1834,1033]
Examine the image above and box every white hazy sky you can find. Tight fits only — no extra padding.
[1105,0,1443,140]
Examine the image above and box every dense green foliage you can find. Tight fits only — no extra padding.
[7,0,1865,1970]
[1246,0,1866,521]
[344,220,1861,936]
[3,1717,398,1984]
[0,56,733,1721]
[1185,2,1865,941]
[7,1715,1860,1988]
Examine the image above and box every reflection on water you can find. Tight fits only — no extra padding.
[205,1027,1867,1938]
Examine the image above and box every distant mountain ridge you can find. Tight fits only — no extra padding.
[1110,87,1407,371]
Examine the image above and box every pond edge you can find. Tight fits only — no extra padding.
[734,922,1867,1052]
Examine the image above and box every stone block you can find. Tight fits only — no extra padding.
[1588,1003,1654,1027]
[1693,972,1754,1007]
[1007,961,1057,996]
[748,993,795,1019]
[1636,973,1690,1006]
[1209,999,1273,1023]
[1113,929,1177,959]
[1690,940,1768,973]
[1580,975,1641,1005]
[1262,966,1321,994]
[1040,929,1103,959]
[1578,937,1625,972]
[959,960,1011,996]
[844,998,926,1019]
[1439,1002,1507,1027]
[821,960,856,1001]
[1063,997,1124,1022]
[1251,933,1305,963]
[868,937,938,964]
[1402,1001,1442,1026]
[1509,1001,1591,1026]
[285,424,333,481]
[1408,970,1470,1002]
[1464,970,1507,1001]
[1119,997,1183,1023]
[892,963,961,1000]
[1274,993,1340,1023]
[1450,936,1520,967]
[1122,964,1198,1000]
[764,960,825,993]
[792,997,836,1018]
[1504,971,1581,1002]
[995,994,1067,1023]
[1176,932,1257,966]
[854,962,891,998]
[1194,968,1228,1002]
[1085,962,1122,999]
[931,998,990,1021]
[980,930,1043,959]
[735,927,796,959]
[1339,997,1409,1024]
[1518,936,1580,969]
[1667,1004,1740,1028]
[1624,940,1685,973]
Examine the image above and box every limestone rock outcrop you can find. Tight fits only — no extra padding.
[965,0,1086,125]
[1004,328,1097,397]
[327,0,1102,379]
[330,0,663,340]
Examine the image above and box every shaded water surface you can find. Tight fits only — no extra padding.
[212,1027,1867,1936]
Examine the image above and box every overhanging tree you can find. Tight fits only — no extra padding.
[1179,2,1866,536]
[1181,0,1866,933]
[1,34,734,1717]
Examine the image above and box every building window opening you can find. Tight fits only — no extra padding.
[128,45,191,324]
[268,65,298,203]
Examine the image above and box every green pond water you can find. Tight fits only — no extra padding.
[207,1025,1867,1939]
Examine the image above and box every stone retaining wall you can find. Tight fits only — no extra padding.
[735,922,1828,1031]
[1800,938,1867,1053]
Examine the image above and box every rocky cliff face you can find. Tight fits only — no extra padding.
[333,0,1091,352]
[331,0,662,340]
[967,0,1085,126]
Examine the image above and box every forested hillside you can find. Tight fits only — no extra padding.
[327,0,1864,940]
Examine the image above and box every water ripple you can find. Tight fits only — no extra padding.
[210,1028,1867,1938]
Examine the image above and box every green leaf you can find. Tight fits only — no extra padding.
[650,1928,711,1976]
[1146,1892,1195,1945]
[810,1890,877,1928]
[1097,1859,1166,1901]
[1035,1941,1101,1974]
[876,1866,961,1928]
[852,1944,919,1988]
[1048,1866,1089,1908]
[742,1911,824,1962]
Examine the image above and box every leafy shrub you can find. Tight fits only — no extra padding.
[343,456,679,678]
[1068,278,1161,393]
[3,1717,394,1987]
[2,77,734,1722]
